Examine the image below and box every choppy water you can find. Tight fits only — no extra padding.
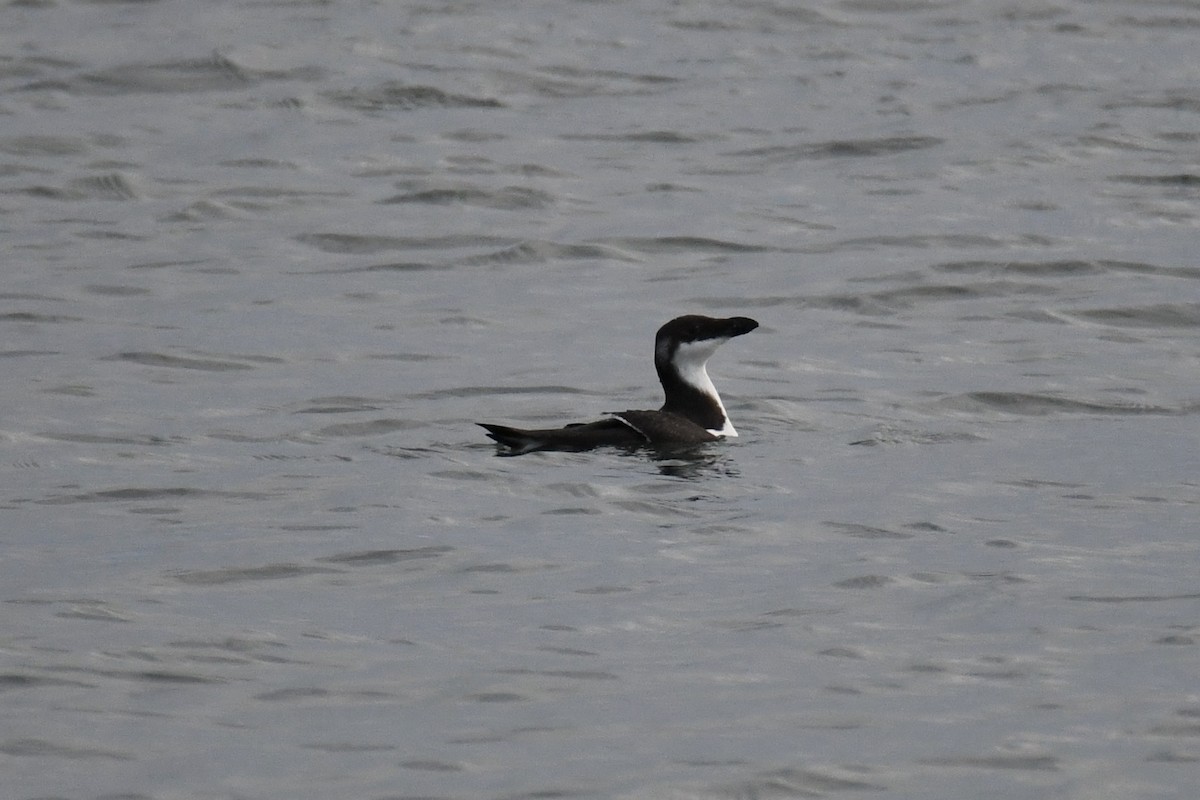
[2,1,1198,798]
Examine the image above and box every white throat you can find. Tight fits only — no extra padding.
[665,337,737,437]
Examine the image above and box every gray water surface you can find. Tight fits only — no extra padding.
[2,1,1198,798]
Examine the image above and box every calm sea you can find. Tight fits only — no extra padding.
[2,1,1198,798]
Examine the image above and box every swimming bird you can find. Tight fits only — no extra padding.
[478,314,759,455]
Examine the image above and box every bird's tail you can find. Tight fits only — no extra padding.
[477,423,545,455]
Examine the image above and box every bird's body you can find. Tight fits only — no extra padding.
[478,315,758,455]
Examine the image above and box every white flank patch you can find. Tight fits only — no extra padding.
[671,337,737,437]
[612,414,647,438]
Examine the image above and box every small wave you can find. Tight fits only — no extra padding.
[755,280,1052,316]
[12,185,89,201]
[166,636,289,658]
[172,564,342,586]
[592,235,775,254]
[11,173,141,201]
[1068,592,1200,603]
[1067,303,1200,329]
[303,743,397,753]
[824,522,915,540]
[0,675,93,691]
[920,754,1059,771]
[72,173,140,200]
[314,419,416,437]
[3,350,61,359]
[1110,173,1200,186]
[211,185,349,200]
[833,233,1038,250]
[84,284,150,296]
[846,281,1051,310]
[36,432,172,446]
[326,261,446,273]
[294,232,512,254]
[298,235,635,269]
[414,384,602,400]
[934,259,1104,276]
[939,392,1181,416]
[1102,90,1200,115]
[381,185,555,210]
[498,65,680,99]
[76,53,256,94]
[0,738,133,761]
[293,233,412,255]
[727,135,943,163]
[292,396,385,414]
[323,82,503,113]
[0,312,83,323]
[37,487,274,505]
[848,428,986,446]
[217,158,299,170]
[108,352,257,371]
[164,200,246,221]
[560,130,700,143]
[365,353,446,362]
[41,384,93,396]
[715,768,886,797]
[0,135,88,157]
[496,667,618,681]
[934,259,1200,280]
[458,240,642,266]
[316,546,455,566]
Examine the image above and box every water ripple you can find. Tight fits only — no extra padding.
[920,754,1059,771]
[713,767,887,797]
[295,232,513,254]
[107,351,260,371]
[12,172,141,201]
[0,738,133,761]
[1068,592,1200,603]
[939,392,1189,416]
[935,259,1200,280]
[727,135,943,162]
[0,135,88,156]
[75,54,258,94]
[323,82,503,112]
[1067,303,1200,328]
[314,419,418,437]
[38,488,275,505]
[458,240,642,266]
[592,235,776,254]
[381,185,555,210]
[172,564,343,586]
[316,546,455,566]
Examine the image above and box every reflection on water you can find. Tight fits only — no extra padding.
[649,447,743,480]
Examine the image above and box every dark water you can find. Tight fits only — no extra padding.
[2,1,1198,798]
